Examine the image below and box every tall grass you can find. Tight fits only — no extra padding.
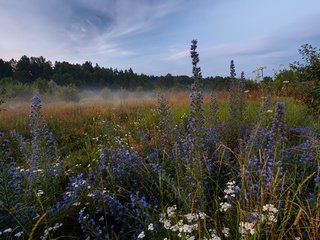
[0,40,319,239]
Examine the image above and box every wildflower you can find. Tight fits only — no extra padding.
[262,204,278,224]
[198,212,207,219]
[180,224,196,233]
[219,202,232,212]
[188,39,206,149]
[262,204,278,213]
[137,231,145,238]
[147,223,154,231]
[223,181,240,199]
[36,189,44,197]
[53,223,63,230]
[211,237,221,240]
[167,205,177,218]
[170,224,179,232]
[229,60,246,125]
[239,222,255,236]
[87,193,94,197]
[157,94,175,153]
[185,213,198,222]
[4,228,12,233]
[208,229,221,240]
[222,227,230,237]
[14,231,24,237]
[164,220,171,229]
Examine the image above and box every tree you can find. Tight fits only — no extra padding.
[30,56,52,80]
[0,59,13,79]
[290,44,320,113]
[15,55,32,83]
[290,44,320,82]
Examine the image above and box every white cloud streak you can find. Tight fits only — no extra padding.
[0,0,183,62]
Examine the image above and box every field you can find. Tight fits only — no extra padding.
[0,86,319,240]
[0,43,319,240]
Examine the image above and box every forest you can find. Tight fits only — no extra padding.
[0,55,237,91]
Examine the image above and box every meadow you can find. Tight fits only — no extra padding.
[0,41,319,240]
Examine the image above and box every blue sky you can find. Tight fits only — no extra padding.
[0,0,319,78]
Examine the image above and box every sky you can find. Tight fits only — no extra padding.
[0,0,320,79]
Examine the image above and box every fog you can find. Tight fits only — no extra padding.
[79,88,160,105]
[1,87,190,110]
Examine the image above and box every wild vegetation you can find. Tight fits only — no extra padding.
[0,40,319,239]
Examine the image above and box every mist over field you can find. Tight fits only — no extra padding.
[79,88,161,104]
[3,88,149,105]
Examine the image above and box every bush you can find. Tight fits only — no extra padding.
[290,44,320,113]
[0,88,6,111]
[59,84,80,102]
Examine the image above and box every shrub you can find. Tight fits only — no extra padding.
[59,84,80,102]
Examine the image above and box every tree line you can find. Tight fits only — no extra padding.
[0,56,241,91]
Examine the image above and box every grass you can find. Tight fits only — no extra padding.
[1,92,318,137]
[0,90,319,239]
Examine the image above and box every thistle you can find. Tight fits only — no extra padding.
[188,40,206,149]
[245,102,287,199]
[229,62,246,124]
[224,61,247,148]
[12,96,62,187]
[157,94,175,155]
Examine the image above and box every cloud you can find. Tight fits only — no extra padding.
[197,11,320,77]
[164,50,189,61]
[0,0,183,62]
[249,12,319,55]
[0,0,319,77]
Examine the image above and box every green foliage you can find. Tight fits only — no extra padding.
[273,69,299,94]
[1,55,234,91]
[290,44,320,113]
[59,84,80,102]
[33,78,49,94]
[291,44,320,82]
[0,59,13,79]
[244,79,259,90]
[0,87,6,111]
[0,78,33,100]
